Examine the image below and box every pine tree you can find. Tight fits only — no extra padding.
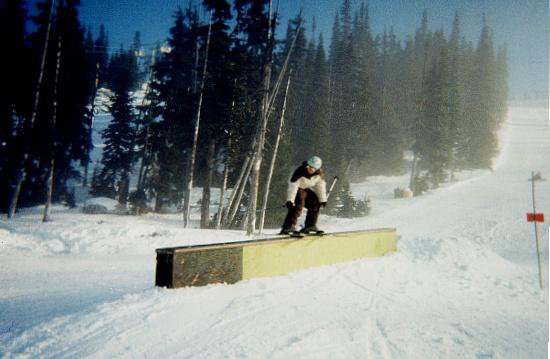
[464,17,498,168]
[131,31,146,86]
[50,0,94,199]
[197,0,235,228]
[307,34,332,166]
[232,0,276,234]
[329,0,355,174]
[335,180,370,218]
[94,49,138,205]
[94,24,109,86]
[0,0,32,211]
[416,32,453,186]
[7,0,94,212]
[147,7,200,210]
[457,38,476,168]
[376,27,406,175]
[327,12,341,156]
[409,10,433,191]
[447,12,465,177]
[349,4,379,177]
[281,13,307,163]
[399,35,419,148]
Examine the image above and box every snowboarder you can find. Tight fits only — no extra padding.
[280,156,327,235]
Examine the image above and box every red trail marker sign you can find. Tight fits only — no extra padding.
[526,213,545,222]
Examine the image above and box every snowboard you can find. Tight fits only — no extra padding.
[290,230,325,238]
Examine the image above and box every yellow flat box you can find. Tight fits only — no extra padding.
[155,228,397,288]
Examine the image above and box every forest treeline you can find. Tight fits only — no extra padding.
[0,0,507,228]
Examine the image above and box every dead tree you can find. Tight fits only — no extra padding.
[83,62,100,187]
[223,155,250,226]
[200,139,216,228]
[216,132,232,229]
[258,73,291,233]
[136,49,157,191]
[8,0,56,218]
[246,0,274,235]
[183,13,212,227]
[246,8,302,235]
[43,33,63,222]
[227,156,253,227]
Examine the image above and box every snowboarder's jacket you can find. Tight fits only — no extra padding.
[286,162,327,204]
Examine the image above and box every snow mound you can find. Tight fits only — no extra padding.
[82,197,118,214]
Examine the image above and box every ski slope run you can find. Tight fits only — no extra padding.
[1,105,549,358]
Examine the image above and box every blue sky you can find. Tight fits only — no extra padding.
[29,0,550,99]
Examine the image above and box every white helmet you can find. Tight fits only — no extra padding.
[307,156,322,170]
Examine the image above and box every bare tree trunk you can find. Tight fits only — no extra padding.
[241,210,249,231]
[83,62,100,187]
[259,74,291,234]
[265,12,302,120]
[227,157,253,227]
[154,192,162,212]
[216,135,232,229]
[246,0,274,235]
[201,140,216,228]
[9,0,56,219]
[246,9,303,235]
[43,156,56,222]
[193,39,200,92]
[43,33,63,223]
[223,155,250,226]
[118,173,130,207]
[136,49,157,191]
[183,13,212,227]
[136,124,149,190]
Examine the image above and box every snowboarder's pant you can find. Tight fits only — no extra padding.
[282,188,320,230]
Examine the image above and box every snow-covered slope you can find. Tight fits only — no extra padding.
[1,106,548,358]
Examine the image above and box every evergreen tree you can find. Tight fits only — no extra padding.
[230,0,273,224]
[8,0,94,210]
[375,27,406,175]
[416,32,453,186]
[94,24,109,86]
[94,49,138,205]
[464,17,498,168]
[281,14,307,163]
[131,31,146,86]
[307,34,332,165]
[447,13,466,177]
[198,0,235,227]
[349,4,379,177]
[327,12,341,156]
[0,0,33,211]
[457,38,476,168]
[52,0,94,198]
[147,7,200,209]
[329,0,354,173]
[335,180,370,218]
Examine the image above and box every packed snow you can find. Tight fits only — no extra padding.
[1,105,548,358]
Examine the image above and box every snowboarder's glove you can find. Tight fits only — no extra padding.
[285,201,294,209]
[320,202,327,208]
